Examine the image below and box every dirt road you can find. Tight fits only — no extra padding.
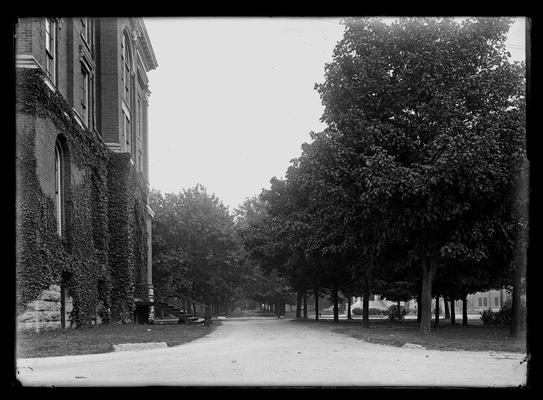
[16,317,527,387]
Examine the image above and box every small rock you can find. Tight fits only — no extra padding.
[402,343,425,350]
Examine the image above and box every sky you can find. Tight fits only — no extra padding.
[144,17,526,212]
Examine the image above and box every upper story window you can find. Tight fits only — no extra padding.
[122,108,131,153]
[121,32,132,104]
[81,63,90,127]
[81,18,93,53]
[137,95,142,140]
[54,141,64,236]
[45,18,57,85]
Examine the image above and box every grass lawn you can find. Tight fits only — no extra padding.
[16,321,221,359]
[294,318,527,353]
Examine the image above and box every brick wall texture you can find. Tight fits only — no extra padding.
[15,17,156,331]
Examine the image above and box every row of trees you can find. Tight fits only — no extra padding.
[149,185,294,314]
[238,17,528,335]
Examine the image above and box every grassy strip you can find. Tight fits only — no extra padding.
[16,321,221,358]
[300,319,527,353]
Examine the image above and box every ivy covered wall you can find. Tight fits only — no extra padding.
[16,68,150,328]
[107,152,149,323]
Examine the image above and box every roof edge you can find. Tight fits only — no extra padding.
[134,18,158,72]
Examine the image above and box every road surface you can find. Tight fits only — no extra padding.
[16,317,527,387]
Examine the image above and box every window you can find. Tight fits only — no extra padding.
[483,297,488,307]
[54,141,63,236]
[122,110,131,152]
[45,18,57,85]
[495,297,500,307]
[121,33,131,103]
[137,95,142,140]
[81,64,90,127]
[81,17,92,45]
[478,298,483,307]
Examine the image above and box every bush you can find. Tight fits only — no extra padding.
[352,307,385,316]
[385,305,407,322]
[480,300,513,325]
[498,299,512,324]
[480,308,499,324]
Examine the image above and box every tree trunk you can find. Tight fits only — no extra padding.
[434,295,440,327]
[450,298,456,325]
[444,296,450,319]
[510,154,529,338]
[397,300,401,311]
[303,292,308,319]
[462,294,468,326]
[511,266,525,337]
[60,281,66,330]
[296,291,302,319]
[416,294,421,323]
[332,284,339,322]
[347,297,352,320]
[420,258,437,335]
[315,288,319,321]
[362,288,370,328]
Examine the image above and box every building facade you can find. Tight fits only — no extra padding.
[15,17,158,330]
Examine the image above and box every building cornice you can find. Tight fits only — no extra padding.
[131,18,158,72]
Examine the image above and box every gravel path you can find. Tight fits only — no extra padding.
[16,317,527,387]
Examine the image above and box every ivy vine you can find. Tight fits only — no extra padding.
[16,68,149,328]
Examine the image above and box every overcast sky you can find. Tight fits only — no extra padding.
[144,17,526,212]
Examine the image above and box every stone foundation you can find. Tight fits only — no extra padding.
[17,284,73,332]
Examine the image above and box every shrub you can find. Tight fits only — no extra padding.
[480,308,499,324]
[498,299,512,324]
[352,307,385,316]
[386,305,407,322]
[480,300,513,325]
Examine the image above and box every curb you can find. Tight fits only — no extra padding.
[113,342,168,352]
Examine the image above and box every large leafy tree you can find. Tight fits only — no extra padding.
[315,17,526,334]
[149,185,241,306]
[234,196,298,310]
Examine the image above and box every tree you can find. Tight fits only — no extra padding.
[234,196,298,310]
[315,17,526,335]
[150,185,242,309]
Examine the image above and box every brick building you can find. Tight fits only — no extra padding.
[15,17,158,330]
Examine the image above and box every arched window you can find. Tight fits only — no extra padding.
[121,31,132,153]
[121,32,132,103]
[54,141,64,236]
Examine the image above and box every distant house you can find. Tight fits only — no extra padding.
[15,17,158,330]
[350,289,511,316]
[462,289,510,313]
